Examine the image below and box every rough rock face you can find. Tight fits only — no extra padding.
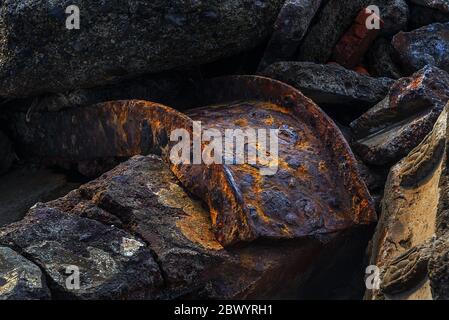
[0,155,369,299]
[367,38,403,79]
[375,0,409,36]
[0,0,284,98]
[7,76,377,247]
[392,23,449,74]
[261,62,393,107]
[0,246,51,300]
[0,131,14,175]
[410,0,449,12]
[0,204,164,299]
[366,105,449,300]
[297,0,371,63]
[258,0,323,71]
[351,66,449,166]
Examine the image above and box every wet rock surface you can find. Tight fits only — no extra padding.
[392,23,449,74]
[351,66,449,165]
[0,0,284,98]
[261,62,393,107]
[367,105,449,300]
[0,246,50,300]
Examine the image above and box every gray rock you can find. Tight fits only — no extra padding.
[261,61,394,107]
[351,66,449,165]
[297,0,371,63]
[410,0,449,12]
[392,23,449,74]
[367,38,403,79]
[0,205,164,299]
[1,155,372,299]
[258,0,323,71]
[0,131,14,175]
[374,0,409,36]
[0,0,284,98]
[0,246,50,300]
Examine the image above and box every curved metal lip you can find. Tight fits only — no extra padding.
[16,75,376,247]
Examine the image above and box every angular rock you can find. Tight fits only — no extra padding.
[0,246,50,300]
[374,0,409,36]
[410,0,449,12]
[0,204,164,299]
[367,38,403,79]
[409,4,449,29]
[392,23,449,74]
[332,7,383,69]
[1,155,372,299]
[0,0,284,98]
[7,76,376,247]
[261,62,394,107]
[351,66,449,165]
[297,0,371,63]
[0,131,14,175]
[366,105,449,300]
[258,0,323,71]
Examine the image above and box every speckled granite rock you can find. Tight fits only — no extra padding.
[0,246,50,300]
[0,0,283,98]
[392,23,449,74]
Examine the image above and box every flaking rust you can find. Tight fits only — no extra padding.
[11,76,376,246]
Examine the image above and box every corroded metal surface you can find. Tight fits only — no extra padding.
[9,76,376,246]
[187,76,376,245]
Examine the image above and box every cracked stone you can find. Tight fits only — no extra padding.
[351,66,449,165]
[0,246,50,300]
[392,22,449,74]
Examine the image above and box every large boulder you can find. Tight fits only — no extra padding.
[261,62,393,107]
[366,105,449,300]
[0,155,372,299]
[351,66,449,166]
[0,0,284,98]
[0,246,51,300]
[392,23,449,74]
